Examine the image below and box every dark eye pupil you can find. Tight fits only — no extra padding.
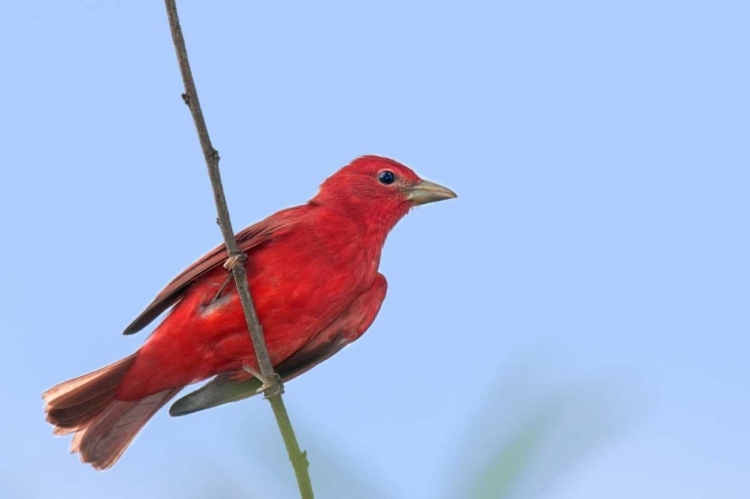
[379,170,395,184]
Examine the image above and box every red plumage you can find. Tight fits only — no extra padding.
[43,155,456,469]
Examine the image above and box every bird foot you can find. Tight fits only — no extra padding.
[223,253,247,271]
[242,365,283,397]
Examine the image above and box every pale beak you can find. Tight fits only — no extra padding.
[407,179,458,205]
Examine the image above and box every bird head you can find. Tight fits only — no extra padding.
[312,155,457,239]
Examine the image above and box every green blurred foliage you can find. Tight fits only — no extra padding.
[190,361,629,498]
[460,382,623,498]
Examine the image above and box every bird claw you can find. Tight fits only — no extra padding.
[224,253,247,271]
[242,365,283,397]
[242,365,268,393]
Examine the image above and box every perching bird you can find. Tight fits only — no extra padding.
[43,155,456,469]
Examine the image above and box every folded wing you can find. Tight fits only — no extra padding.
[169,273,387,416]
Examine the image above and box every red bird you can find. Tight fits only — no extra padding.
[43,155,456,469]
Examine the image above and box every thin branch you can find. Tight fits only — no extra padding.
[162,2,314,497]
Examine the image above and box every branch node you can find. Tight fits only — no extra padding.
[181,92,190,105]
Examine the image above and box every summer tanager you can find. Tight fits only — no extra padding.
[43,155,456,469]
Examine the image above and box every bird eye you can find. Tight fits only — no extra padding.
[378,170,395,185]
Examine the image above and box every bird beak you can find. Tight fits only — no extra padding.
[407,179,458,205]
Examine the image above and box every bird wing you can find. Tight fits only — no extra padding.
[123,210,298,335]
[169,273,387,416]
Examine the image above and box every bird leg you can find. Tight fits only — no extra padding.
[210,253,247,303]
[210,273,233,303]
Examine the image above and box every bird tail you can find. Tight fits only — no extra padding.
[43,354,182,470]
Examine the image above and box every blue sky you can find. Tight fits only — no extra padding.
[1,1,748,498]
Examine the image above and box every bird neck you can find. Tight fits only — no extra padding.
[310,196,410,252]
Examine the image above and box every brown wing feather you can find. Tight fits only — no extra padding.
[122,215,294,335]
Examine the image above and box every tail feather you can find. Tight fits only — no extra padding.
[43,354,136,411]
[47,390,116,429]
[43,354,182,470]
[71,388,181,470]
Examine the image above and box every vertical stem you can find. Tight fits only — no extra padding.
[162,1,314,497]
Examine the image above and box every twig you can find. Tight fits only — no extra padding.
[162,2,314,497]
